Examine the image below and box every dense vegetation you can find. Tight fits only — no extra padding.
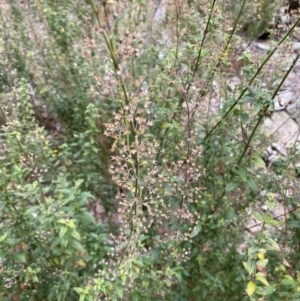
[1,0,300,300]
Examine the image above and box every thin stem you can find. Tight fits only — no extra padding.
[156,0,217,161]
[237,114,264,166]
[213,51,300,215]
[174,0,180,62]
[186,0,218,94]
[88,0,141,271]
[192,0,247,97]
[238,53,299,166]
[205,15,300,141]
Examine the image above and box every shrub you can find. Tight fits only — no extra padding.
[1,0,300,300]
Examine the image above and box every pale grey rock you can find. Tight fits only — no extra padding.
[261,201,285,220]
[271,142,288,156]
[280,15,292,25]
[227,76,241,92]
[286,98,300,124]
[264,111,300,148]
[153,0,167,33]
[293,42,300,52]
[254,42,270,51]
[293,59,300,74]
[274,91,295,110]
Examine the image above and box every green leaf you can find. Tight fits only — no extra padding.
[25,206,40,216]
[240,95,256,103]
[233,108,240,116]
[69,240,85,253]
[257,248,266,259]
[246,281,256,296]
[140,160,149,166]
[247,177,258,191]
[297,271,300,282]
[224,208,237,221]
[248,246,260,255]
[287,220,300,229]
[74,179,84,188]
[240,112,249,123]
[58,219,67,225]
[162,122,177,129]
[257,259,268,268]
[66,219,76,229]
[59,226,68,239]
[253,211,263,222]
[225,180,240,192]
[81,212,96,224]
[79,294,86,301]
[116,285,123,298]
[265,237,280,251]
[243,261,249,273]
[236,167,248,182]
[251,153,266,168]
[281,275,296,288]
[268,219,283,226]
[255,284,276,296]
[256,272,270,286]
[190,223,202,238]
[14,253,27,263]
[32,274,39,283]
[246,259,256,276]
[70,230,81,241]
[0,233,8,242]
[263,213,274,224]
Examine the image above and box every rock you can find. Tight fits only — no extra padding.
[264,111,300,148]
[274,91,295,110]
[271,142,288,156]
[254,41,270,51]
[293,58,300,74]
[153,0,167,30]
[293,42,300,52]
[282,72,299,88]
[227,76,241,92]
[286,98,300,124]
[261,200,285,220]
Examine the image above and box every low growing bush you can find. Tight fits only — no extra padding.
[1,0,300,300]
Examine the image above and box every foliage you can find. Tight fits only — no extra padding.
[0,0,300,300]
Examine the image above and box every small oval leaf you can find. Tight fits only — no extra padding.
[246,281,256,296]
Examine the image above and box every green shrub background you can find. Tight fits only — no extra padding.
[1,0,300,300]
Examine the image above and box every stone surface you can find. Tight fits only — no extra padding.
[286,98,300,124]
[227,76,241,92]
[264,111,300,148]
[254,41,270,51]
[274,91,295,110]
[293,42,300,51]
